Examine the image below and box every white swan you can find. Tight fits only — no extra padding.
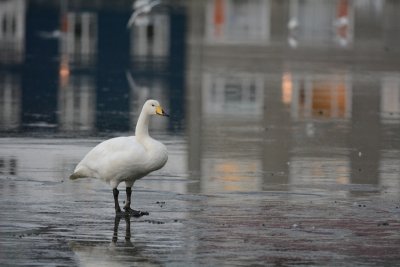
[70,99,169,216]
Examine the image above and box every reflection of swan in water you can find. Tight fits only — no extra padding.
[126,70,151,109]
[112,214,133,246]
[70,215,160,266]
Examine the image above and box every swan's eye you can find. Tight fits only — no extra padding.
[151,104,155,107]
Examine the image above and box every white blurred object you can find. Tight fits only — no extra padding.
[288,36,298,48]
[287,17,298,48]
[306,123,315,137]
[334,16,349,27]
[287,18,298,30]
[127,0,162,28]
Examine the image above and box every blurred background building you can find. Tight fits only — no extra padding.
[0,0,399,195]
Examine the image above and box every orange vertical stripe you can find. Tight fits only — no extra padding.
[214,0,224,37]
[214,0,224,25]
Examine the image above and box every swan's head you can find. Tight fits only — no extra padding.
[143,99,169,117]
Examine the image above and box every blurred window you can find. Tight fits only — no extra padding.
[202,72,264,116]
[205,0,270,44]
[61,12,97,66]
[0,0,25,63]
[290,74,352,120]
[288,0,353,48]
[381,76,400,124]
[130,13,170,58]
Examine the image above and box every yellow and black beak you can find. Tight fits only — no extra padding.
[155,106,169,117]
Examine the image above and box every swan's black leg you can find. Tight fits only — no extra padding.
[113,188,122,213]
[123,187,149,217]
[124,187,132,210]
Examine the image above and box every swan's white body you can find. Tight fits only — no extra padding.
[70,100,168,190]
[72,136,167,188]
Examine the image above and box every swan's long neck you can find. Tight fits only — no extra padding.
[135,108,150,141]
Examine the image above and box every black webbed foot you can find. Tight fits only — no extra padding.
[115,209,126,217]
[124,207,149,217]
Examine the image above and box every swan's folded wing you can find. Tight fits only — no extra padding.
[75,136,147,180]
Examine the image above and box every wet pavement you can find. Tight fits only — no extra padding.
[1,0,400,266]
[0,136,400,266]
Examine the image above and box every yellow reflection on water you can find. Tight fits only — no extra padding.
[203,160,260,192]
[282,72,293,105]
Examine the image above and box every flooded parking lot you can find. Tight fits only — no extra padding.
[1,0,400,266]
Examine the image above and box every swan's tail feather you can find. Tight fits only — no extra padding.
[69,163,93,180]
[70,172,84,180]
[69,168,90,180]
